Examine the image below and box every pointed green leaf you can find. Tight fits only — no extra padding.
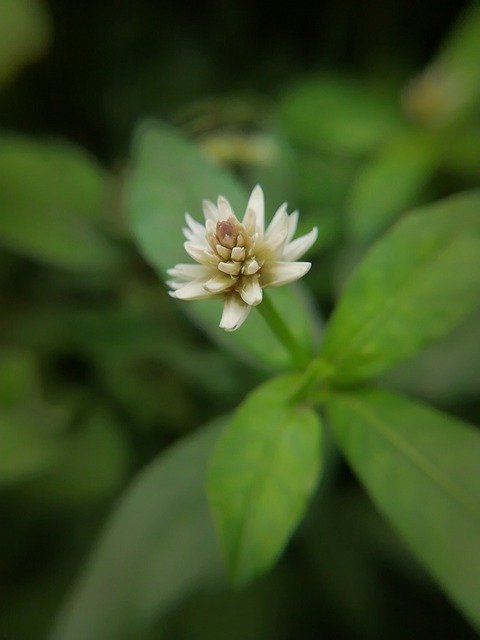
[0,0,51,86]
[279,75,403,156]
[208,376,322,585]
[404,3,480,125]
[0,135,119,271]
[127,120,320,369]
[321,191,480,383]
[327,388,480,630]
[51,422,224,640]
[347,132,439,243]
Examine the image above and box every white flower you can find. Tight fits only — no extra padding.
[167,185,318,331]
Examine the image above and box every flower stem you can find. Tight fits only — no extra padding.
[289,357,333,404]
[258,292,310,369]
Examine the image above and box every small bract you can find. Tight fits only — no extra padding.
[167,185,318,331]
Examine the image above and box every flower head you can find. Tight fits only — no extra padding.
[167,185,317,331]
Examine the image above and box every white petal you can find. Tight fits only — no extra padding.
[242,259,260,275]
[217,196,236,220]
[167,264,211,280]
[286,210,299,243]
[202,199,219,221]
[184,242,219,266]
[244,184,264,235]
[231,246,246,262]
[205,219,216,235]
[282,227,318,262]
[265,224,289,254]
[262,261,311,287]
[185,213,205,236]
[204,273,233,293]
[242,208,256,236]
[182,227,208,246]
[218,261,242,276]
[166,280,184,290]
[239,275,263,306]
[265,202,288,239]
[170,280,213,300]
[216,244,231,260]
[185,215,206,244]
[219,293,251,331]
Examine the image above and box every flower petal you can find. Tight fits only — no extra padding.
[184,242,219,266]
[244,184,264,235]
[265,202,288,239]
[182,214,206,246]
[261,261,311,287]
[265,224,289,255]
[169,280,213,300]
[243,208,257,235]
[217,196,236,221]
[218,261,242,276]
[167,264,211,280]
[239,275,263,306]
[286,210,299,243]
[202,199,219,221]
[204,273,233,293]
[219,293,251,331]
[282,227,318,262]
[182,227,206,246]
[166,280,184,290]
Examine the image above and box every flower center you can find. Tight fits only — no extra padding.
[216,220,237,249]
[210,216,262,279]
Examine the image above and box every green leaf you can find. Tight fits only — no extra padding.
[347,132,439,243]
[321,191,480,383]
[0,0,51,86]
[381,309,480,404]
[404,3,480,126]
[0,350,67,485]
[279,75,402,156]
[208,375,322,585]
[0,408,59,485]
[23,410,130,510]
[50,422,224,640]
[327,388,480,630]
[0,134,119,271]
[0,349,39,407]
[128,120,320,369]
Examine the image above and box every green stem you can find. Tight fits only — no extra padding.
[289,357,333,405]
[257,291,310,369]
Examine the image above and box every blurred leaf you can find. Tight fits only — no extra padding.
[306,490,387,636]
[381,308,480,404]
[0,350,69,485]
[208,375,322,585]
[239,129,297,205]
[279,75,402,156]
[10,306,246,401]
[347,132,440,243]
[327,388,480,630]
[51,421,224,640]
[0,407,60,485]
[403,3,480,125]
[22,410,130,510]
[0,348,39,407]
[158,573,285,640]
[0,134,120,271]
[321,191,480,383]
[128,120,321,370]
[0,0,51,86]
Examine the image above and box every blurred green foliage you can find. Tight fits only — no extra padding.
[0,1,479,639]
